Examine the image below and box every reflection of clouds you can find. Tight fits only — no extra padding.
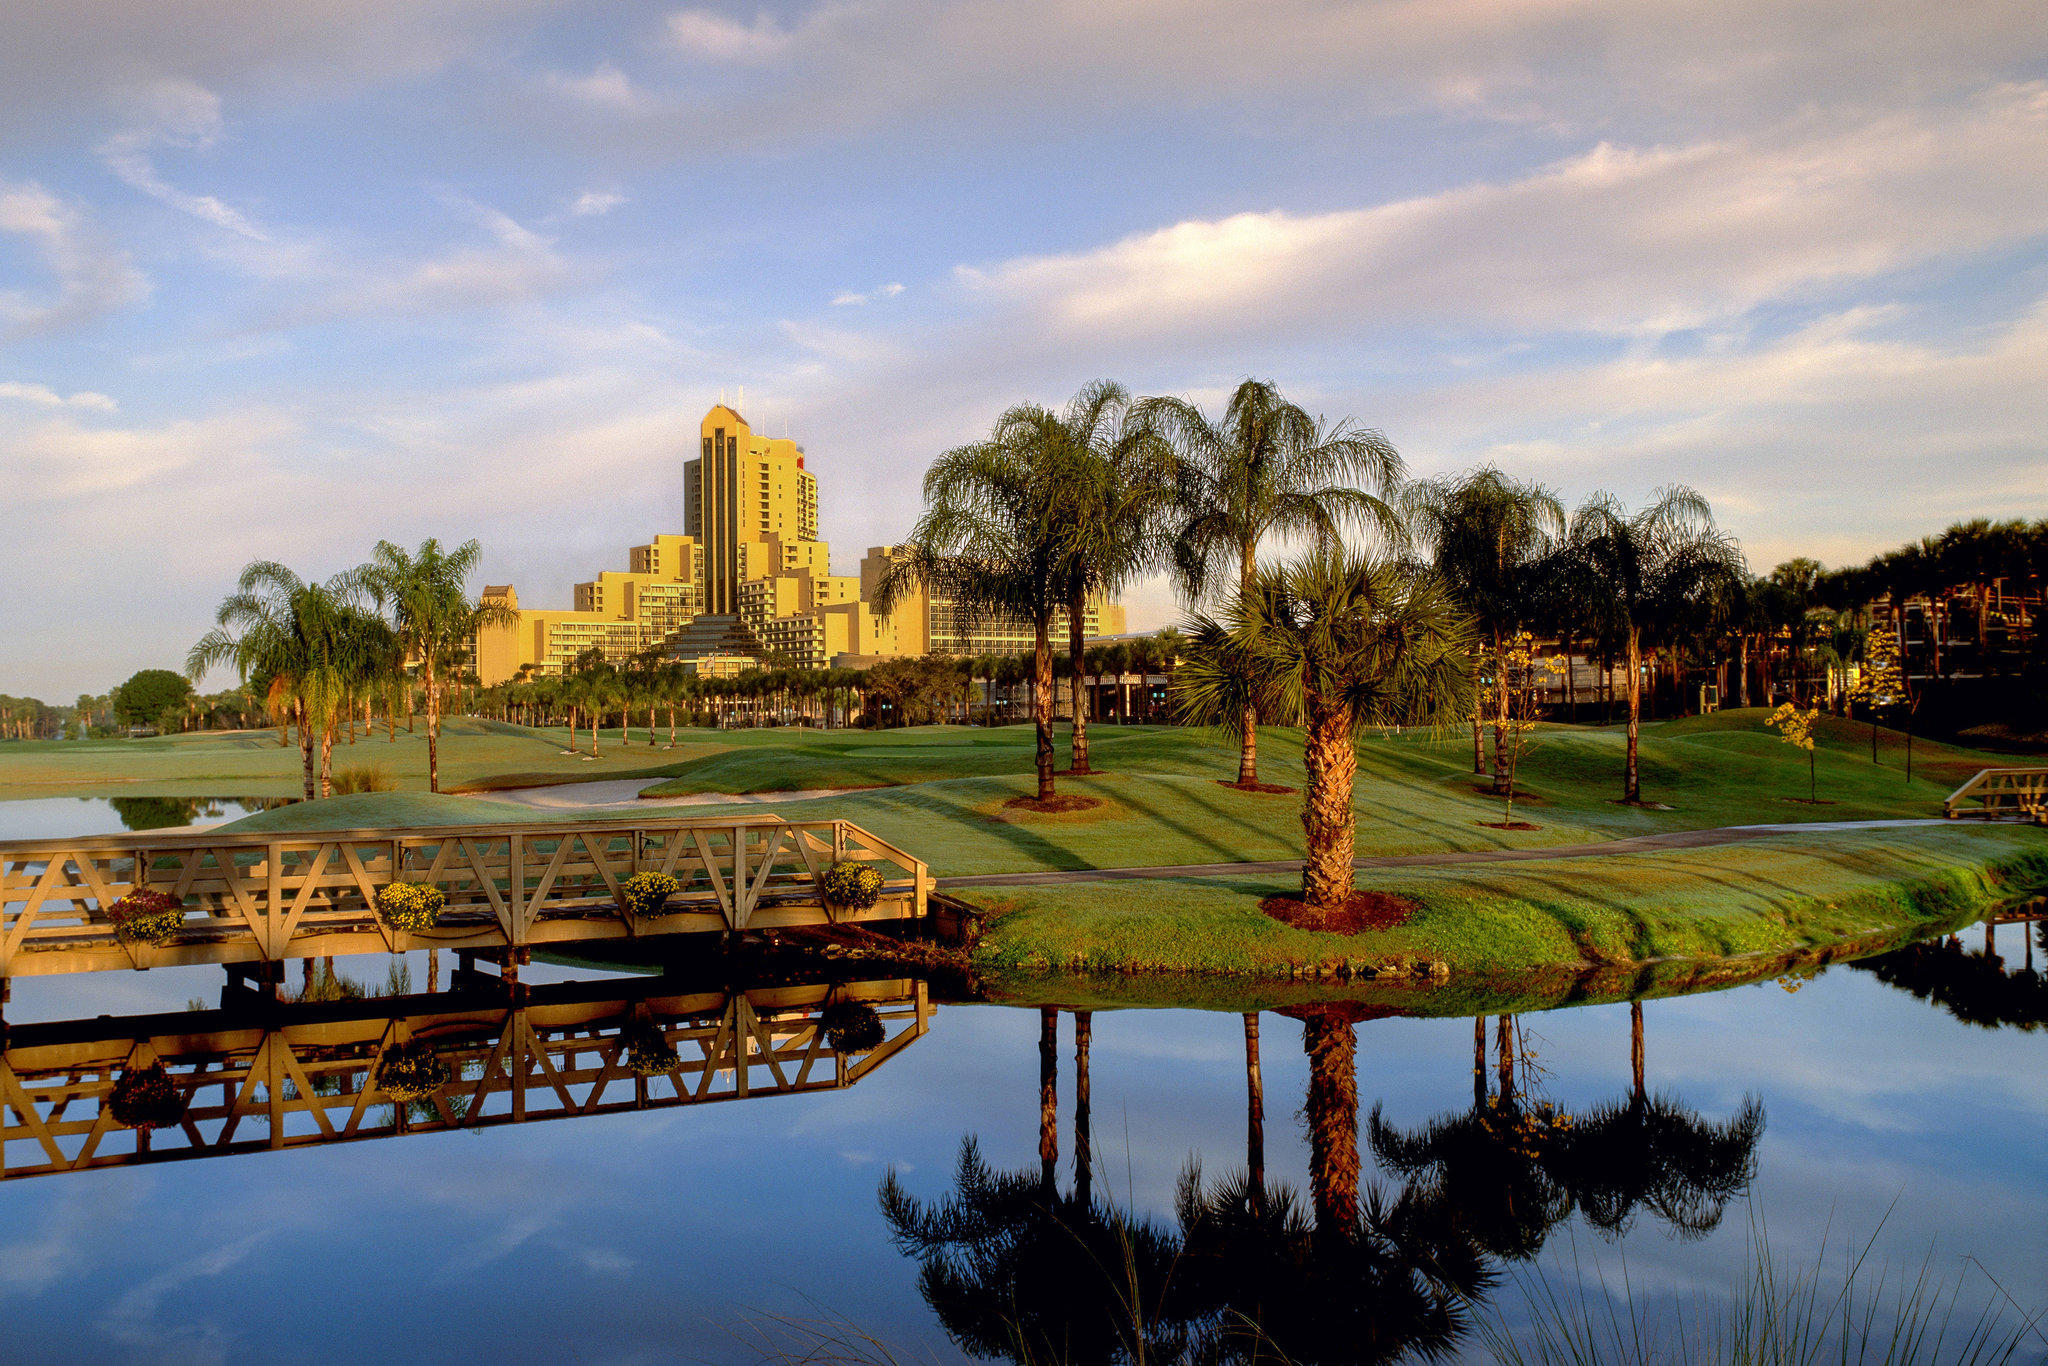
[95,1230,266,1366]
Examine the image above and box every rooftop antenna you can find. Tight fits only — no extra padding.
[718,385,727,409]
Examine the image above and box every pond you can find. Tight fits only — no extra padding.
[0,804,2042,1362]
[0,796,285,840]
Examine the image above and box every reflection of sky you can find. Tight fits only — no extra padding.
[0,944,2041,1363]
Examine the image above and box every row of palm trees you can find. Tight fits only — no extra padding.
[188,539,513,799]
[882,377,1747,917]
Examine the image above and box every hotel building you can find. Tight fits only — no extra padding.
[474,403,1125,684]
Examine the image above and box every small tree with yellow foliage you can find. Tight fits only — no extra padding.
[1848,625,1906,765]
[1767,702,1822,803]
[1493,633,1567,827]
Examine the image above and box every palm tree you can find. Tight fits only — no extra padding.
[1138,378,1405,786]
[1177,549,1473,920]
[1404,468,1565,790]
[1570,488,1745,804]
[876,426,1072,801]
[188,563,392,799]
[359,538,517,793]
[996,381,1175,774]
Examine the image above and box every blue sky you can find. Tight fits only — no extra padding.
[3,1,2046,699]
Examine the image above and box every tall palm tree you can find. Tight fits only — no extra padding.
[1138,379,1405,786]
[359,538,517,793]
[1404,468,1565,791]
[994,381,1175,775]
[1570,488,1745,804]
[1177,549,1472,920]
[188,563,391,799]
[876,426,1072,801]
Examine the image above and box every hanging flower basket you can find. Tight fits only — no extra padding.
[620,871,682,919]
[376,882,446,934]
[376,1039,449,1099]
[819,861,884,911]
[821,1002,885,1055]
[620,1020,679,1076]
[109,1061,188,1130]
[106,889,184,946]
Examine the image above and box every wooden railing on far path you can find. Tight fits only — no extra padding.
[0,978,929,1181]
[1943,769,2048,824]
[0,815,931,978]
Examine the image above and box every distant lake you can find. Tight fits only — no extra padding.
[0,795,282,841]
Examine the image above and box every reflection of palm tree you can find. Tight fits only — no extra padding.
[1553,1092,1763,1241]
[1173,1006,1492,1364]
[881,1140,1186,1365]
[1243,1012,1266,1211]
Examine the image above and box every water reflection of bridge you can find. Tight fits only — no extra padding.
[0,977,927,1181]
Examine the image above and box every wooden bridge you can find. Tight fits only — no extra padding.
[0,976,927,1181]
[1944,768,2048,824]
[0,814,931,980]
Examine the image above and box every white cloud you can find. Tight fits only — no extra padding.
[545,63,648,111]
[961,86,2048,347]
[569,189,626,216]
[830,282,903,307]
[0,381,117,411]
[97,80,270,240]
[664,9,795,63]
[0,179,148,340]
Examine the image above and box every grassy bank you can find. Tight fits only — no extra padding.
[961,825,2048,979]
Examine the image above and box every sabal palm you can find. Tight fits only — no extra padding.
[996,380,1174,774]
[1404,468,1565,790]
[875,428,1071,799]
[187,562,390,800]
[1570,487,1745,803]
[1177,549,1473,917]
[359,538,516,793]
[1139,379,1406,785]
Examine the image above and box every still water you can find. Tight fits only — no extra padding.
[0,804,2043,1362]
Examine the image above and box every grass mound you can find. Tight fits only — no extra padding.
[214,791,543,833]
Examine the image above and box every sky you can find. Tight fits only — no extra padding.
[3,0,2046,700]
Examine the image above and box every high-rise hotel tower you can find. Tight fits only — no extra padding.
[684,405,820,615]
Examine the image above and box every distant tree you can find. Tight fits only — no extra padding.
[112,669,194,729]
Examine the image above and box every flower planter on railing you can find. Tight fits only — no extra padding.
[619,871,681,919]
[819,860,884,913]
[376,882,446,934]
[109,1061,188,1130]
[106,890,184,947]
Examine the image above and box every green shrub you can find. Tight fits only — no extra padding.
[621,1021,679,1076]
[376,881,445,933]
[106,889,184,946]
[108,1062,187,1130]
[822,1002,885,1054]
[331,764,397,795]
[376,1040,449,1099]
[820,860,884,910]
[621,871,681,918]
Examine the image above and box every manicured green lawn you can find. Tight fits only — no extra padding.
[965,824,2048,978]
[9,708,2040,983]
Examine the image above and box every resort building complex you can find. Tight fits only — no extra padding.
[475,403,1125,683]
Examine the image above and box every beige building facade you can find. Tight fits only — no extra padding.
[474,403,1127,684]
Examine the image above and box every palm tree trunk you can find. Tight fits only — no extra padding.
[1624,626,1644,803]
[1492,627,1511,795]
[1302,1012,1359,1235]
[1473,1015,1487,1108]
[1033,618,1055,801]
[1300,697,1358,915]
[1073,1009,1092,1206]
[1239,546,1260,785]
[1470,650,1487,776]
[1038,1007,1058,1193]
[1244,1012,1266,1212]
[296,700,317,801]
[1630,1001,1645,1102]
[424,659,441,794]
[1067,589,1090,775]
[1738,635,1751,708]
[318,724,336,799]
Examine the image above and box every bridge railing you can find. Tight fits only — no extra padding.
[0,815,931,977]
[0,979,929,1180]
[1943,768,2048,821]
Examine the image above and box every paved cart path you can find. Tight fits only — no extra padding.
[935,819,1967,888]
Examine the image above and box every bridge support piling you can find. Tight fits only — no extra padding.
[223,960,285,1008]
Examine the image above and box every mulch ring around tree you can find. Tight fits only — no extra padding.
[1258,890,1420,935]
[1470,783,1546,804]
[1216,779,1297,795]
[1478,820,1541,831]
[1000,793,1104,816]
